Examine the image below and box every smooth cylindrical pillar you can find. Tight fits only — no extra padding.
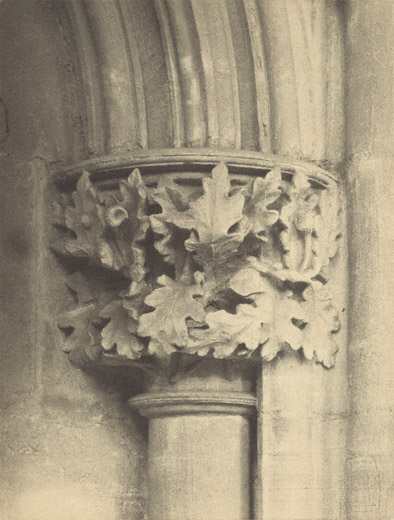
[129,359,256,520]
[346,2,394,518]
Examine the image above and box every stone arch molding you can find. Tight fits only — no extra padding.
[61,0,343,161]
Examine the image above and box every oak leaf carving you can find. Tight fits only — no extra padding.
[64,271,96,304]
[137,275,205,356]
[187,299,271,357]
[229,267,270,296]
[241,167,281,239]
[151,183,194,230]
[311,189,341,281]
[187,268,304,360]
[100,300,144,359]
[188,163,244,242]
[150,180,195,275]
[55,162,341,369]
[58,304,100,356]
[105,169,149,281]
[279,171,319,272]
[259,292,305,361]
[301,282,340,368]
[229,269,305,360]
[58,271,112,360]
[63,171,108,261]
[185,163,245,266]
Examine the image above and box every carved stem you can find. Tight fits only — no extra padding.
[301,230,313,272]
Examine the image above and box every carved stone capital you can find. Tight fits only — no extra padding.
[53,153,341,373]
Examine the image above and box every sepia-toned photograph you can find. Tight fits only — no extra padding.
[0,1,393,519]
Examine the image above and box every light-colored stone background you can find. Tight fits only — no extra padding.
[0,1,393,519]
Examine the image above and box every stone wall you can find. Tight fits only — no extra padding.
[0,1,393,519]
[0,2,147,519]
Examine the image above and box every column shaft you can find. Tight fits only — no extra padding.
[129,359,256,520]
[148,413,251,520]
[346,1,394,518]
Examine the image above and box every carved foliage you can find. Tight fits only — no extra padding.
[55,164,341,368]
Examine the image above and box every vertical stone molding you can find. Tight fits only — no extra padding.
[60,0,343,161]
[346,1,394,517]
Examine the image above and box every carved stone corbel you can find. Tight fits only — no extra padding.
[54,159,341,370]
[52,155,341,519]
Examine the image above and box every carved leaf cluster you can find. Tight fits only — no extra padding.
[186,270,305,361]
[62,172,107,261]
[138,275,205,357]
[55,163,341,368]
[100,300,144,359]
[241,167,281,239]
[301,282,340,368]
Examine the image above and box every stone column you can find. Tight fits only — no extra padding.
[53,153,341,519]
[129,358,255,520]
[346,2,394,518]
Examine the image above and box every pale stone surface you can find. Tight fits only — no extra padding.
[1,0,393,519]
[129,360,255,520]
[53,161,340,370]
[148,414,251,520]
[0,2,147,519]
[346,2,394,517]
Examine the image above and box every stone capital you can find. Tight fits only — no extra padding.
[53,152,341,374]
